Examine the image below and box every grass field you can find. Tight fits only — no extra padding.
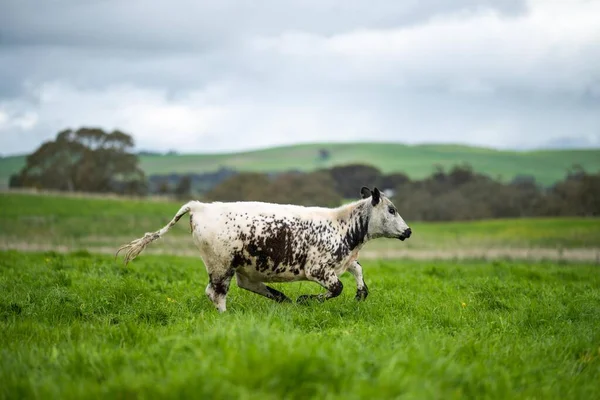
[1,251,599,399]
[2,142,600,188]
[1,192,600,398]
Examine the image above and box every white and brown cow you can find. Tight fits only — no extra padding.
[116,186,411,312]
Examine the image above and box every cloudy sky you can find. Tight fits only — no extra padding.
[1,0,599,155]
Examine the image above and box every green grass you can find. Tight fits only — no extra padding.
[0,193,182,240]
[2,142,599,188]
[1,192,599,398]
[1,251,599,399]
[2,193,600,255]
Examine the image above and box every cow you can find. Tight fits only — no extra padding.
[116,186,411,312]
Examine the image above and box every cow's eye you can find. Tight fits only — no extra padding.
[388,207,396,215]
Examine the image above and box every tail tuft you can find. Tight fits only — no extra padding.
[115,201,198,265]
[115,232,160,265]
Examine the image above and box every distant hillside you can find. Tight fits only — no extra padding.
[2,142,599,188]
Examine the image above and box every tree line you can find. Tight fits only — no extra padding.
[10,128,600,220]
[202,164,600,220]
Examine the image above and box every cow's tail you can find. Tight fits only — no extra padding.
[115,201,200,265]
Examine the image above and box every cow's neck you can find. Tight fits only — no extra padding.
[335,199,371,253]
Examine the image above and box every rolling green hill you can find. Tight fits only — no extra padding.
[1,142,599,188]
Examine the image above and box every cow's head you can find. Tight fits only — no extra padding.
[361,186,411,241]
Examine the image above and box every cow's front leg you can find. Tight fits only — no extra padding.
[297,267,343,304]
[348,260,368,301]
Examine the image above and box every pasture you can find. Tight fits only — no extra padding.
[1,252,599,399]
[1,192,599,398]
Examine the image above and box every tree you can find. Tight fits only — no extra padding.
[174,175,192,199]
[205,171,342,207]
[204,173,272,202]
[448,163,476,186]
[544,169,600,217]
[327,164,383,198]
[269,171,342,207]
[15,127,146,194]
[379,173,410,191]
[157,180,172,195]
[8,173,22,189]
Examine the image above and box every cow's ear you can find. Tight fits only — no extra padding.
[360,187,371,199]
[371,187,381,206]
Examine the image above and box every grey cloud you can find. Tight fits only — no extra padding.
[0,0,527,98]
[1,1,525,50]
[0,0,598,155]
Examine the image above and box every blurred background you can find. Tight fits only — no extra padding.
[0,0,599,256]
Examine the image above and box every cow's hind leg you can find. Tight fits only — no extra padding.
[205,268,234,312]
[297,267,343,304]
[347,260,369,301]
[236,272,292,303]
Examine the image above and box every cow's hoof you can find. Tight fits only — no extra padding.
[355,288,369,301]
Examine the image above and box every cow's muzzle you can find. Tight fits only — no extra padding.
[398,227,412,241]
